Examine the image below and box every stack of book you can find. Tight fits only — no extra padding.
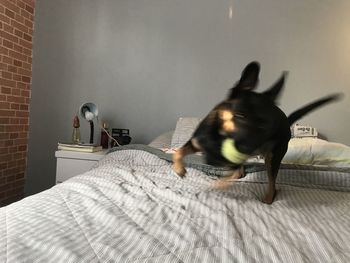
[57,142,103,153]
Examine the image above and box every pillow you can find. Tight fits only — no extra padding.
[148,131,174,149]
[282,138,350,167]
[170,117,201,149]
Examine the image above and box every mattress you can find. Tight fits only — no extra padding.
[0,146,349,262]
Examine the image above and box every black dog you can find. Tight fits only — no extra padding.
[173,61,341,204]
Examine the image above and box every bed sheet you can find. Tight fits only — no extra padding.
[0,148,349,262]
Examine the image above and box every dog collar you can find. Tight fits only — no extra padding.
[221,138,249,164]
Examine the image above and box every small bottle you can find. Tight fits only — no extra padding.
[100,122,109,149]
[72,115,81,144]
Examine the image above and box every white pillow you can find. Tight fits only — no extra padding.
[148,131,174,149]
[170,117,201,149]
[282,138,350,167]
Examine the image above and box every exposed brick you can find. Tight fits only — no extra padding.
[6,175,16,183]
[12,179,25,188]
[24,19,33,29]
[3,23,13,34]
[7,95,25,103]
[23,47,31,56]
[14,13,25,24]
[25,4,34,14]
[12,152,23,160]
[12,88,21,96]
[0,0,35,205]
[9,50,27,62]
[17,82,26,89]
[7,65,17,73]
[14,29,23,38]
[0,163,7,171]
[0,102,10,109]
[22,0,35,8]
[20,90,30,97]
[1,70,12,79]
[5,160,15,168]
[0,140,14,147]
[9,118,19,124]
[4,8,15,19]
[19,119,28,125]
[3,39,13,49]
[18,68,31,76]
[17,1,26,9]
[0,148,9,155]
[0,109,15,117]
[17,145,27,152]
[0,13,11,24]
[21,76,30,83]
[13,74,22,81]
[1,86,12,94]
[0,78,16,87]
[0,62,7,71]
[0,118,10,125]
[23,32,31,41]
[2,56,13,64]
[22,61,30,70]
[0,177,5,185]
[13,138,27,146]
[16,173,24,180]
[5,125,23,132]
[0,46,9,55]
[13,60,22,67]
[16,110,28,117]
[6,188,23,198]
[13,43,23,53]
[9,133,18,139]
[2,0,20,14]
[0,31,18,43]
[19,38,32,49]
[19,104,28,111]
[11,20,28,34]
[0,183,12,193]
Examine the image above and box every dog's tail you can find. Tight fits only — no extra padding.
[287,93,343,125]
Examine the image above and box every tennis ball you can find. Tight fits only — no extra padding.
[221,138,249,164]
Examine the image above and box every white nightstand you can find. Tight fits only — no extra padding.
[55,150,108,184]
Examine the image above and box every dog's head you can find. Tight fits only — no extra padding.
[218,62,288,154]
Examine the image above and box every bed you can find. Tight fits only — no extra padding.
[1,120,350,262]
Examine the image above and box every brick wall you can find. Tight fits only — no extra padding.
[0,0,35,206]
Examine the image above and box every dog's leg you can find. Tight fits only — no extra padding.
[263,143,288,204]
[173,139,199,177]
[212,166,244,189]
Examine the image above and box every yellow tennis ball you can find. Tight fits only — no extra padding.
[221,138,249,164]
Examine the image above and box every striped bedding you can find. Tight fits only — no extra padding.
[0,148,349,262]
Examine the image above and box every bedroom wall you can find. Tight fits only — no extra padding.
[0,0,35,206]
[26,0,350,196]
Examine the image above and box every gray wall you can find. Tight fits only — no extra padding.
[26,0,350,195]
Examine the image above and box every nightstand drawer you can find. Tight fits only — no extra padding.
[55,150,108,183]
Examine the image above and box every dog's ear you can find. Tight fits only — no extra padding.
[228,61,260,99]
[263,71,288,102]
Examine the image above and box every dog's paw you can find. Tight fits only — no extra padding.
[211,169,241,189]
[172,164,186,178]
[211,179,235,190]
